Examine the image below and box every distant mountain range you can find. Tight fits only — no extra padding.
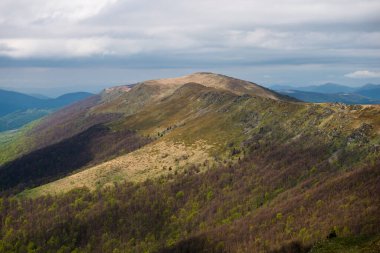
[0,89,93,132]
[270,83,380,104]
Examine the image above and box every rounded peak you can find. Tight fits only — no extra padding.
[115,72,293,102]
[189,71,218,76]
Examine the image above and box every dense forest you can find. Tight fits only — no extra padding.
[0,123,379,252]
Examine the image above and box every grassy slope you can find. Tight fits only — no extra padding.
[0,125,151,194]
[0,74,379,252]
[23,83,380,197]
[0,132,378,252]
[0,73,288,168]
[0,121,40,165]
[0,95,119,166]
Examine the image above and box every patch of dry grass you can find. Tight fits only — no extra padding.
[28,140,212,196]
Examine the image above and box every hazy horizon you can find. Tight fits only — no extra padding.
[1,71,380,97]
[1,0,380,96]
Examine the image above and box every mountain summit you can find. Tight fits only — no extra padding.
[0,73,379,253]
[141,72,288,100]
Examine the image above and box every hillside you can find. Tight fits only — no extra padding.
[0,89,93,132]
[0,73,288,166]
[0,73,379,253]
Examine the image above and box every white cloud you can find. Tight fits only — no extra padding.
[345,70,380,78]
[0,0,118,24]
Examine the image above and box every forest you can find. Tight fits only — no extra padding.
[0,123,379,253]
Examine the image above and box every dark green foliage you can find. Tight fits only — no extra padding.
[309,236,380,253]
[270,241,311,253]
[327,230,337,239]
[157,236,226,253]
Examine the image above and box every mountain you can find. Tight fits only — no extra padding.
[279,90,380,104]
[0,72,379,253]
[355,84,380,100]
[270,83,380,104]
[0,89,93,131]
[28,93,51,99]
[270,83,356,94]
[300,83,356,94]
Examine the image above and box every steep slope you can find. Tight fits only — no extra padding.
[1,100,379,252]
[0,73,288,166]
[0,125,151,193]
[23,84,380,196]
[91,72,294,115]
[0,73,379,253]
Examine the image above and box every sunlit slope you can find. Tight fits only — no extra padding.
[0,73,288,166]
[27,82,380,196]
[0,73,379,252]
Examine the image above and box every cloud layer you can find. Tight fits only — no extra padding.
[0,0,379,93]
[1,0,380,59]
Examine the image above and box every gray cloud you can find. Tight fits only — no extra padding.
[0,0,379,94]
[1,0,379,57]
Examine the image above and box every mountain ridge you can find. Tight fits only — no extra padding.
[0,72,379,253]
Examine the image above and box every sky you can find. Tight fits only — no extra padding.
[0,0,380,96]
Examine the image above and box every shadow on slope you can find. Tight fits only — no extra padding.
[157,235,226,253]
[0,124,151,194]
[0,122,378,252]
[0,95,124,167]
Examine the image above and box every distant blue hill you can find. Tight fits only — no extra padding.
[355,84,380,100]
[0,89,93,131]
[271,83,356,94]
[301,83,356,94]
[279,90,380,104]
[271,83,380,104]
[28,93,51,99]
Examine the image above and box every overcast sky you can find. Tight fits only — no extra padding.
[0,0,380,96]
